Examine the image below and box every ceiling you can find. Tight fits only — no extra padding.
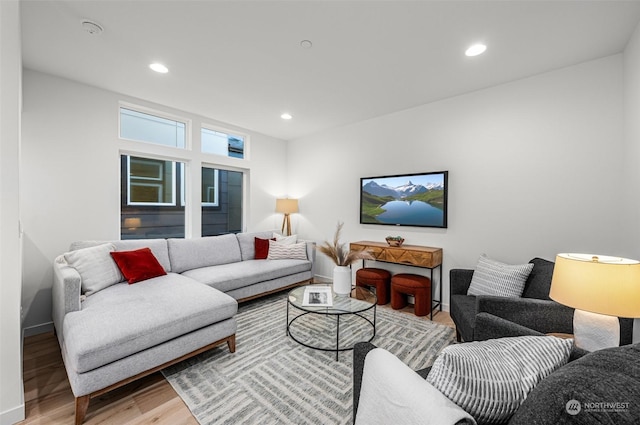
[20,0,640,141]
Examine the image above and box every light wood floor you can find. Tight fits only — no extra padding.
[20,305,454,425]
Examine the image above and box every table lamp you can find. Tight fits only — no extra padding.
[123,217,141,230]
[550,253,640,351]
[275,198,298,236]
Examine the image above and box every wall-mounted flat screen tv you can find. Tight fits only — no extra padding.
[360,171,448,228]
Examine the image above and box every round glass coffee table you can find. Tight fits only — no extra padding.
[286,285,377,360]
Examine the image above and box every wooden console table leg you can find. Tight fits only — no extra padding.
[439,264,443,313]
[430,267,434,320]
[429,264,443,320]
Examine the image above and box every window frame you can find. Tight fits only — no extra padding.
[119,102,191,150]
[119,103,250,239]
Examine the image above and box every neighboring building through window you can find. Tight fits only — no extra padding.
[201,167,243,236]
[121,155,185,239]
[202,168,219,207]
[201,127,244,158]
[127,156,176,205]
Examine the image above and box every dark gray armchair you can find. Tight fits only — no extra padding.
[353,312,591,421]
[449,257,634,344]
[353,313,640,425]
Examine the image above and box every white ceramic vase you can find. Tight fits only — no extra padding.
[333,265,352,296]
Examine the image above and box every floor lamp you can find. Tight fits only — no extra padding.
[275,198,298,236]
[550,253,640,352]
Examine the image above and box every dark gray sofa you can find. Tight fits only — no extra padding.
[353,313,640,424]
[449,257,634,344]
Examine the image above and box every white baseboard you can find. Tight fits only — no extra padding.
[0,403,25,425]
[23,321,54,338]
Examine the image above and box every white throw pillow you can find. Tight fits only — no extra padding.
[467,255,533,297]
[267,240,307,260]
[356,348,476,425]
[64,243,123,296]
[427,336,573,425]
[273,233,297,245]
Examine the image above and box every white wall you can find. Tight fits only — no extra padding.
[624,20,640,261]
[20,70,289,331]
[288,55,630,310]
[0,1,25,423]
[623,20,640,343]
[19,32,640,336]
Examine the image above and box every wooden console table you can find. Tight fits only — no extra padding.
[349,241,443,319]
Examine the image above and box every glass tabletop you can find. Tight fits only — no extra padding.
[288,284,376,314]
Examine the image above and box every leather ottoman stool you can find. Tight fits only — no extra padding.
[391,273,431,317]
[355,268,391,305]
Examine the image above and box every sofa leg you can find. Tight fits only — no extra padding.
[227,334,236,353]
[75,395,90,425]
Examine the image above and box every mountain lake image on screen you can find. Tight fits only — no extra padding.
[360,171,448,228]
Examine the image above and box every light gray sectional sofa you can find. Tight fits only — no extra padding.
[52,230,315,424]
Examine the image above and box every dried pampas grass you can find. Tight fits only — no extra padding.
[317,221,373,266]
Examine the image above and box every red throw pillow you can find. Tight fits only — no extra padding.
[254,237,275,259]
[110,247,167,284]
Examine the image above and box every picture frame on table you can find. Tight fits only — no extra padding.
[302,286,333,307]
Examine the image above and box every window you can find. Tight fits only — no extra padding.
[119,104,247,240]
[202,167,243,236]
[120,107,186,148]
[201,128,244,158]
[121,155,185,239]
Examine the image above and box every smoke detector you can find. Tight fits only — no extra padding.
[81,20,104,36]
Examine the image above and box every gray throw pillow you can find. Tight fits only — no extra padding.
[64,243,123,296]
[427,336,573,424]
[467,255,533,297]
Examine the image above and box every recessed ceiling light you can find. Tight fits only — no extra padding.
[465,44,487,57]
[149,63,169,73]
[300,40,313,49]
[281,113,293,120]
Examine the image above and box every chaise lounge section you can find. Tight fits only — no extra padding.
[52,230,315,424]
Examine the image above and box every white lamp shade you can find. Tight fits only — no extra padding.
[550,253,640,318]
[275,198,299,214]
